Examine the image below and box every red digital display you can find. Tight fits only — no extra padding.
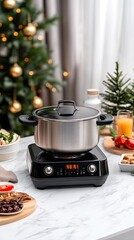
[66,164,79,170]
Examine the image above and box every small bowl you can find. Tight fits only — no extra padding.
[0,182,15,193]
[0,205,24,215]
[0,135,20,161]
[119,153,134,172]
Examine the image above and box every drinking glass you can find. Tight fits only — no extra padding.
[117,110,133,138]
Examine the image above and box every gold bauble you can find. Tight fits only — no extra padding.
[9,63,23,78]
[33,96,43,108]
[3,0,16,9]
[9,100,22,113]
[23,23,37,37]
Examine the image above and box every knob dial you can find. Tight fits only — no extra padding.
[87,164,97,173]
[44,165,54,175]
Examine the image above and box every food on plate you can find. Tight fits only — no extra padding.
[0,198,23,214]
[0,129,19,145]
[114,135,127,148]
[0,184,14,192]
[121,154,134,164]
[114,135,134,150]
[0,192,32,203]
[124,138,134,150]
[0,192,32,215]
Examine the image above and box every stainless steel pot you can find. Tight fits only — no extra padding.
[19,100,113,153]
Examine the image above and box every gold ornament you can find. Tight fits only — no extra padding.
[9,63,23,78]
[33,96,43,108]
[23,23,37,37]
[3,0,16,9]
[9,99,22,113]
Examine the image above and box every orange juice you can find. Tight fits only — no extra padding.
[117,117,133,138]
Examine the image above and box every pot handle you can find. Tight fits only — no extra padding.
[96,114,114,126]
[57,100,77,116]
[19,115,38,126]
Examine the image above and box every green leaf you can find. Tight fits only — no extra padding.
[109,128,118,139]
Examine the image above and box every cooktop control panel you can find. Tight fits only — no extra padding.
[42,161,99,177]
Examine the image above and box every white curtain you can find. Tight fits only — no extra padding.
[44,0,134,105]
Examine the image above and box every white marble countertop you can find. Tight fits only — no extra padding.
[1,136,134,240]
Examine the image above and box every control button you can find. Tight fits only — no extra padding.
[87,164,97,173]
[43,165,54,175]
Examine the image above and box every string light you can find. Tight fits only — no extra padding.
[37,36,43,41]
[8,16,13,21]
[46,83,52,89]
[16,8,21,13]
[52,88,57,92]
[48,59,53,64]
[0,33,7,42]
[45,83,57,92]
[18,24,23,29]
[13,31,19,36]
[28,71,34,76]
[24,57,30,62]
[0,65,4,69]
[63,71,69,77]
[1,37,7,42]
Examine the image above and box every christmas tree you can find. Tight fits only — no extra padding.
[101,62,132,116]
[0,0,64,136]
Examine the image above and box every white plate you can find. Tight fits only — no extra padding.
[0,182,15,194]
[0,206,24,216]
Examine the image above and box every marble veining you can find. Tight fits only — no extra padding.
[0,136,134,240]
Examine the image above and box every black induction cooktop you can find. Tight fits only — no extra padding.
[26,144,109,189]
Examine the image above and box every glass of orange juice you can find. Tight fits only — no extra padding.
[117,110,133,138]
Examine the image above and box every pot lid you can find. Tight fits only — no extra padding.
[34,100,100,121]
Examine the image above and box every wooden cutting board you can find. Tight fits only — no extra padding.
[103,136,134,155]
[0,193,37,225]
